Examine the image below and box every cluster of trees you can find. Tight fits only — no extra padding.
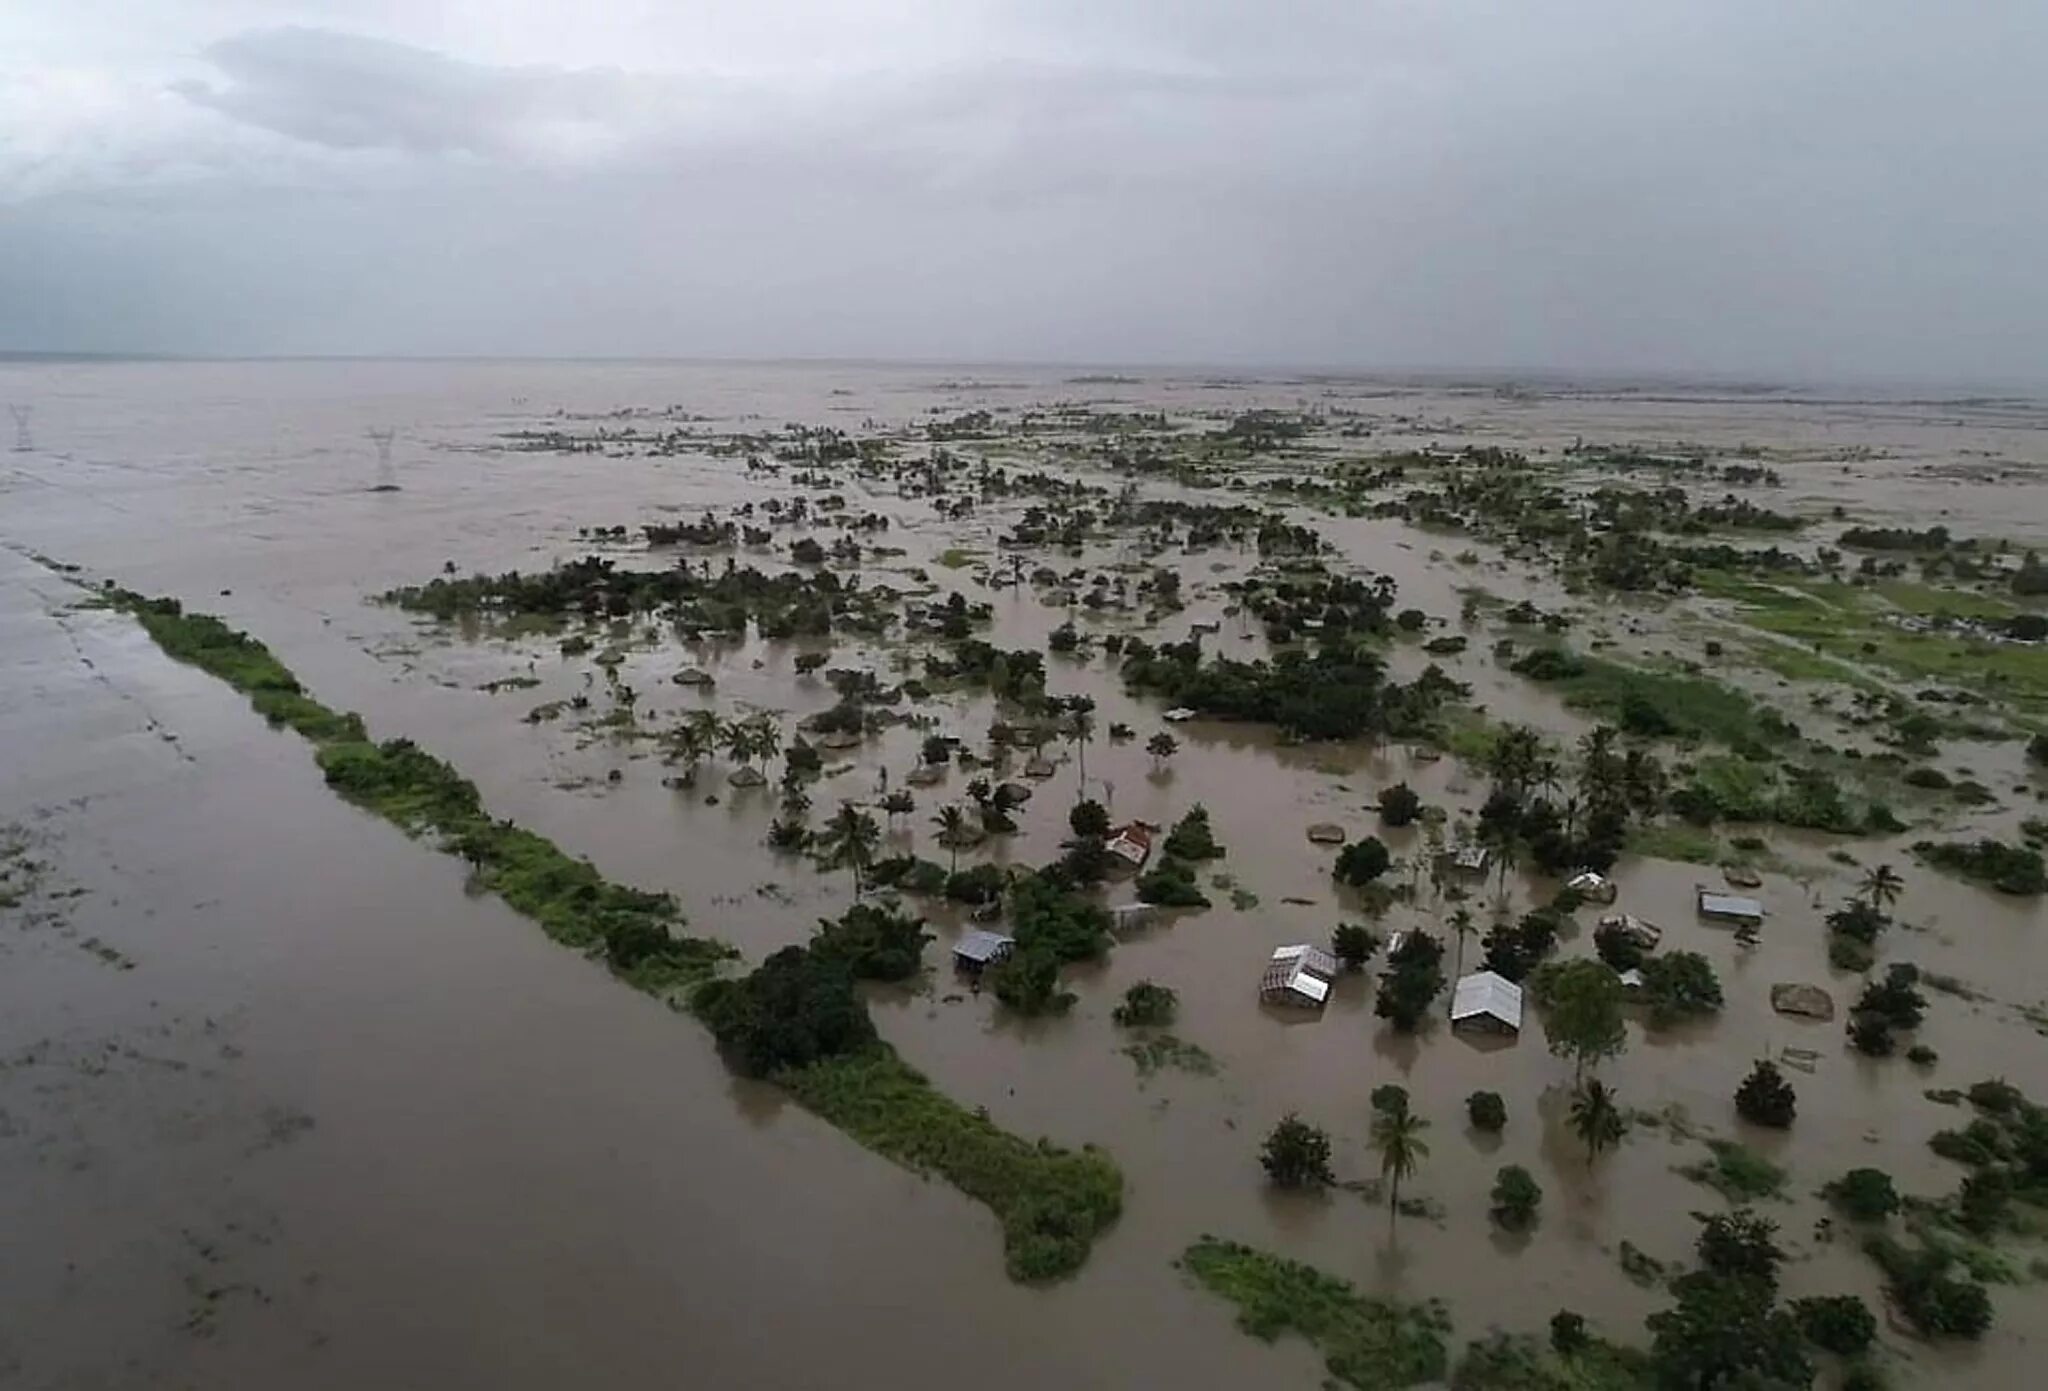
[1136,805,1222,908]
[1848,962,1927,1056]
[1119,640,1467,742]
[986,871,1114,1016]
[1470,724,1659,883]
[1644,1211,1828,1387]
[1914,837,2047,895]
[1111,981,1177,1028]
[1375,930,1447,1032]
[1824,864,1902,971]
[1333,836,1393,887]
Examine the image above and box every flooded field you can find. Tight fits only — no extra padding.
[3,359,2045,1389]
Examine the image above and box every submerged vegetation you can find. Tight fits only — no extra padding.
[105,588,1120,1283]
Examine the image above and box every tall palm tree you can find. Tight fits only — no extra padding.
[682,710,724,766]
[1448,908,1477,981]
[932,805,969,876]
[1578,725,1621,809]
[1860,863,1905,913]
[1370,1098,1431,1222]
[1065,705,1096,799]
[818,803,880,900]
[748,716,783,779]
[1569,1080,1626,1172]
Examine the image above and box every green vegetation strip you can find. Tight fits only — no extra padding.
[1181,1237,1450,1389]
[107,589,1121,1280]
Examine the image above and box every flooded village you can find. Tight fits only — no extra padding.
[4,360,2047,1389]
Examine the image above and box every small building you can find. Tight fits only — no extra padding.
[1597,912,1661,949]
[1108,902,1158,932]
[1450,970,1524,1034]
[1107,823,1153,869]
[1261,944,1339,1009]
[1383,929,1408,960]
[1697,889,1765,927]
[1617,967,1646,994]
[1566,870,1618,904]
[1162,707,1197,723]
[1450,844,1491,876]
[952,930,1015,972]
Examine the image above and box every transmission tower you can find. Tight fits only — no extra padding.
[8,405,30,452]
[367,427,398,490]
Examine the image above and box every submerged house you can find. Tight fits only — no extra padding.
[952,930,1015,973]
[1106,822,1154,869]
[1566,870,1618,904]
[1260,944,1340,1009]
[1449,844,1491,877]
[1696,889,1765,927]
[1450,971,1524,1035]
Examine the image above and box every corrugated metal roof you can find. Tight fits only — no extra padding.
[1450,970,1524,1030]
[1698,891,1765,920]
[954,929,1015,963]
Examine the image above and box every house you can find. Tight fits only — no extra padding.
[1597,912,1661,949]
[1450,971,1524,1034]
[1106,822,1153,869]
[1697,889,1765,927]
[1450,844,1491,876]
[1566,870,1618,904]
[952,930,1015,972]
[1617,967,1646,994]
[1108,903,1158,932]
[1162,707,1197,723]
[1260,944,1339,1008]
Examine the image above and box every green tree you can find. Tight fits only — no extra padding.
[1791,1295,1875,1356]
[1334,836,1393,887]
[1491,1164,1542,1231]
[1146,731,1179,770]
[1859,862,1905,912]
[931,804,969,875]
[817,802,880,900]
[1735,1060,1798,1129]
[1331,922,1379,971]
[1569,1079,1626,1171]
[1448,907,1477,981]
[1379,782,1422,827]
[1467,1090,1507,1133]
[1370,1092,1431,1220]
[1069,798,1111,839]
[1260,1114,1334,1189]
[1542,958,1629,1082]
[1822,1168,1900,1222]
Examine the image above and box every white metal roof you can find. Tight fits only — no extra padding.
[1566,871,1610,891]
[1450,970,1524,1030]
[1269,944,1338,979]
[1290,972,1331,1004]
[1698,891,1765,920]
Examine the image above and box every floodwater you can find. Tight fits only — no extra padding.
[2,359,2044,1389]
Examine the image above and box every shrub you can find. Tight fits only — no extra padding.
[1791,1294,1876,1356]
[1112,980,1178,1028]
[1696,1209,1784,1288]
[1467,1091,1507,1133]
[1865,1235,1994,1339]
[1823,1168,1900,1221]
[1491,1165,1542,1231]
[988,946,1072,1016]
[1136,856,1210,907]
[1378,783,1422,827]
[1736,1060,1798,1128]
[1956,1168,2012,1234]
[1915,838,2047,895]
[1331,922,1380,971]
[1334,836,1393,887]
[1640,951,1723,1026]
[1162,804,1225,860]
[1549,1311,1589,1356]
[1261,1114,1334,1188]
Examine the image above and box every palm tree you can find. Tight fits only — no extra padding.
[881,790,914,824]
[1569,1080,1626,1172]
[1448,907,1477,980]
[1146,731,1179,770]
[818,803,880,900]
[666,721,708,782]
[932,805,969,876]
[1488,724,1543,800]
[1860,863,1905,913]
[1370,1098,1431,1222]
[748,716,783,778]
[683,709,724,764]
[1065,704,1096,798]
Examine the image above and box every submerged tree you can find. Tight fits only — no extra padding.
[1569,1079,1626,1171]
[1260,1114,1334,1189]
[1370,1090,1431,1222]
[817,802,880,900]
[1859,862,1905,913]
[931,804,970,875]
[1146,730,1180,771]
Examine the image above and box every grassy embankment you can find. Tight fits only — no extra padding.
[107,590,1121,1280]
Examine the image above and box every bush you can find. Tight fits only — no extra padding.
[1334,836,1393,887]
[1490,1165,1542,1231]
[1261,1114,1334,1188]
[1136,856,1210,907]
[1549,1311,1589,1357]
[1736,1060,1798,1128]
[1791,1294,1876,1356]
[1696,1209,1784,1288]
[944,862,1007,905]
[988,946,1072,1016]
[1378,782,1422,827]
[1467,1091,1507,1133]
[1640,951,1723,1027]
[1865,1235,1994,1339]
[1376,931,1447,1033]
[810,904,931,982]
[1823,1168,1900,1221]
[1163,804,1225,860]
[1915,838,2047,895]
[1112,980,1178,1028]
[1331,922,1380,971]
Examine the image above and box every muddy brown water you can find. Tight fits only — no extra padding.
[2,360,2043,1388]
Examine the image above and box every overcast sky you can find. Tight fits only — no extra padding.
[3,2,2044,378]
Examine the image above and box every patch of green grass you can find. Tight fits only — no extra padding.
[1627,823,1723,865]
[1512,644,1790,749]
[110,585,1120,1283]
[934,547,980,569]
[1181,1237,1451,1389]
[784,1050,1122,1282]
[1677,1139,1788,1202]
[1453,1332,1649,1391]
